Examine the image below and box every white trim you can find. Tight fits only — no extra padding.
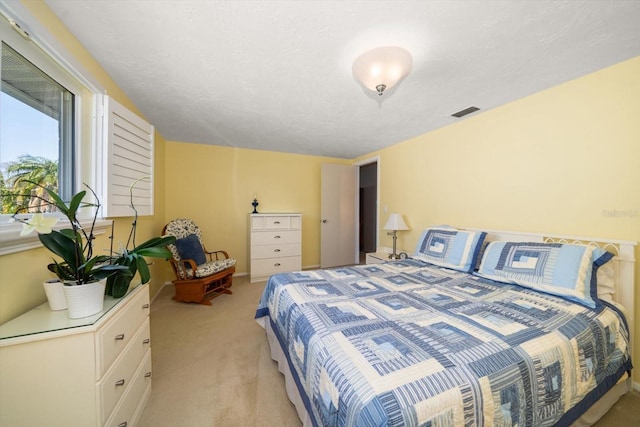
[0,219,112,256]
[0,2,104,93]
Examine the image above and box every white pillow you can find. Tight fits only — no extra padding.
[596,262,615,301]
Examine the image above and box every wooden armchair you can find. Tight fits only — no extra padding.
[163,218,236,305]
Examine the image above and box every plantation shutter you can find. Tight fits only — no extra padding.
[102,96,154,217]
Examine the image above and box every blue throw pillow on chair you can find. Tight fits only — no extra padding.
[175,234,206,266]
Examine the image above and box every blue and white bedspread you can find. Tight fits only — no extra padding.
[255,259,632,427]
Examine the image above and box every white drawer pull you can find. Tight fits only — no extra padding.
[274,249,281,252]
[115,379,125,386]
[145,371,152,378]
[274,263,281,267]
[114,334,125,341]
[142,303,150,309]
[118,423,127,427]
[143,338,150,344]
[274,235,281,239]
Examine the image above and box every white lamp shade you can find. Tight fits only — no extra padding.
[383,213,409,231]
[352,46,413,95]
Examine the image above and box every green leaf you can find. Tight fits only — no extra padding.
[44,187,70,216]
[67,190,86,220]
[136,255,151,284]
[38,231,79,270]
[134,235,176,250]
[47,261,74,281]
[135,247,172,258]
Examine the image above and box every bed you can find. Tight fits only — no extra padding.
[255,227,636,426]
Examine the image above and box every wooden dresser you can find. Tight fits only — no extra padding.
[249,213,302,282]
[0,284,152,427]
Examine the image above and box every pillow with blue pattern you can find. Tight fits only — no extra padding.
[413,226,487,273]
[475,241,613,308]
[175,234,207,265]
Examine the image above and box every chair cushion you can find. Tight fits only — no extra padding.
[194,258,237,278]
[175,234,207,265]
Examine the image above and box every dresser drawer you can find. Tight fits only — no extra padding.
[96,288,150,378]
[251,230,301,245]
[251,242,301,260]
[98,318,151,424]
[104,349,152,427]
[251,256,301,276]
[251,215,297,230]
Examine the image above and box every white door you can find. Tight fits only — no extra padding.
[321,164,356,268]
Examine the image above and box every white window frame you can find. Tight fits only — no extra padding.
[0,5,111,255]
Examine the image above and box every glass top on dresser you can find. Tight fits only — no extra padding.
[0,289,136,341]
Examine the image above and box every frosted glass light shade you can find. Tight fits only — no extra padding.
[352,46,413,96]
[383,213,409,231]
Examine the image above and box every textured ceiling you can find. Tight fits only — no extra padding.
[44,0,640,159]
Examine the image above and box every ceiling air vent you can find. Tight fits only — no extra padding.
[451,106,480,118]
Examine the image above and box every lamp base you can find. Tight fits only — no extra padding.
[388,253,400,259]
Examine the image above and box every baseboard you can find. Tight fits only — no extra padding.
[150,281,173,304]
[634,381,640,392]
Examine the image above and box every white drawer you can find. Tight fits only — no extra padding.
[251,215,295,230]
[251,256,301,276]
[104,349,152,427]
[97,288,150,378]
[251,230,301,245]
[263,216,291,229]
[98,318,151,424]
[251,242,301,260]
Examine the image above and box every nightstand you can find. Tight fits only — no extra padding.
[366,251,398,264]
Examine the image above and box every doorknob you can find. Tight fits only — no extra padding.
[322,219,328,223]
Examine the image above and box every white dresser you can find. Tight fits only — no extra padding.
[249,213,302,282]
[0,284,152,427]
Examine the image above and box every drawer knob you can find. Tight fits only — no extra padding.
[274,235,281,239]
[142,303,150,309]
[115,334,125,341]
[118,423,127,427]
[273,221,280,224]
[274,263,281,267]
[143,338,150,344]
[274,249,281,252]
[145,371,152,378]
[115,379,125,386]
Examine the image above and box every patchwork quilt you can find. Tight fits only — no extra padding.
[255,259,632,427]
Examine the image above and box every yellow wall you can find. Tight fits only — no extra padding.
[0,1,171,323]
[362,56,640,383]
[164,142,349,273]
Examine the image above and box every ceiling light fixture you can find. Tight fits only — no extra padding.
[352,46,413,96]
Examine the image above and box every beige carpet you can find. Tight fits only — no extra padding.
[139,276,640,427]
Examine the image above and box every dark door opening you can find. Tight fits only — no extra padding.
[359,162,377,262]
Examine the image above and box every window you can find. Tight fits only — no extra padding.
[1,42,75,214]
[0,8,154,255]
[0,10,106,254]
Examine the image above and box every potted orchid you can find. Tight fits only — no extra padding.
[8,180,175,317]
[104,177,177,298]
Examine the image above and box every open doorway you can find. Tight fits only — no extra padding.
[358,161,378,264]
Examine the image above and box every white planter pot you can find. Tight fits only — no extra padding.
[43,279,67,311]
[63,279,106,319]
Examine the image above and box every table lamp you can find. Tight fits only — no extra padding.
[383,213,409,259]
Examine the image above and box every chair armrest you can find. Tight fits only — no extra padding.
[204,249,231,261]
